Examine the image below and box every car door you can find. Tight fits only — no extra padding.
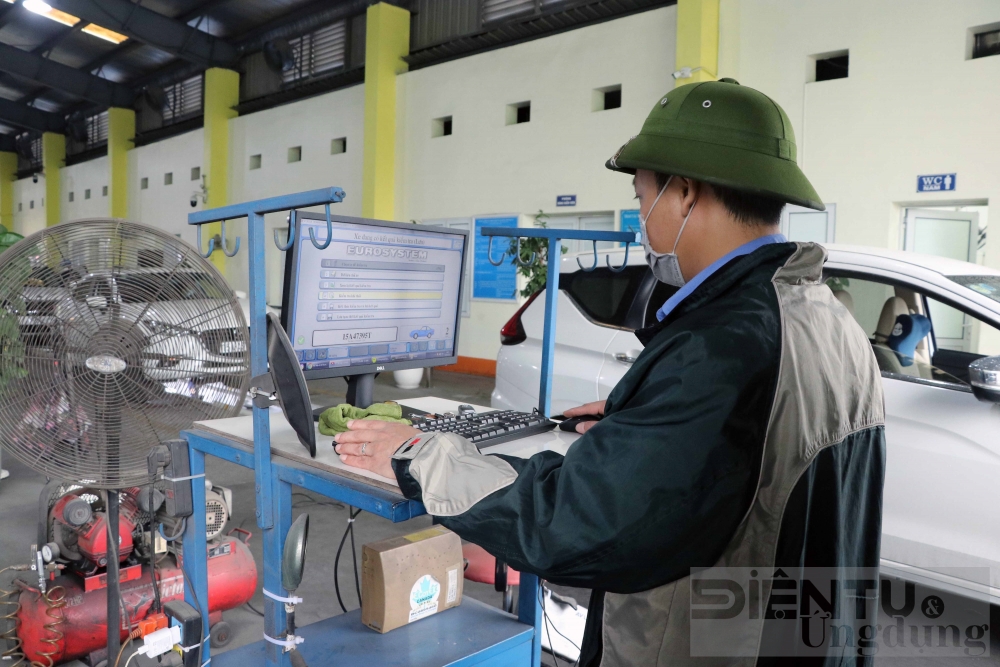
[823,270,1000,600]
[598,278,678,399]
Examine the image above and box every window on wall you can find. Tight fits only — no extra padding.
[68,192,74,202]
[249,154,262,170]
[287,146,302,163]
[432,116,452,137]
[30,201,34,209]
[85,189,91,200]
[593,85,621,111]
[18,203,21,212]
[102,186,108,196]
[506,101,530,125]
[813,51,849,81]
[191,167,201,181]
[331,137,346,154]
[971,25,1000,59]
[141,178,148,189]
[164,172,173,185]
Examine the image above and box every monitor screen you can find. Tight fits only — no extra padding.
[282,214,468,379]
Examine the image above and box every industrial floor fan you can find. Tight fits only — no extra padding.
[0,219,253,667]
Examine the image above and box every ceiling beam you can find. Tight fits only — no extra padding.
[45,0,239,68]
[0,1,21,32]
[0,96,65,133]
[0,42,134,108]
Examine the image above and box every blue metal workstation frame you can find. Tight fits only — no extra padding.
[178,188,638,666]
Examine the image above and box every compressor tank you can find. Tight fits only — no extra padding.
[17,537,256,665]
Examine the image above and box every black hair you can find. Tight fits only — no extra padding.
[654,172,785,227]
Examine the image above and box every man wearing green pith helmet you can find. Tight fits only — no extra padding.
[337,80,886,665]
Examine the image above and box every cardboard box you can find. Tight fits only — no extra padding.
[361,525,464,633]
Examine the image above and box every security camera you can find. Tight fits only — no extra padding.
[190,196,198,208]
[32,174,38,184]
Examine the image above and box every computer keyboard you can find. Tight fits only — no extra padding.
[410,409,557,448]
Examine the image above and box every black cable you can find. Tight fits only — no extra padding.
[244,600,264,617]
[147,485,162,613]
[333,507,362,614]
[538,584,582,667]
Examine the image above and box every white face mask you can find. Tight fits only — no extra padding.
[639,175,698,287]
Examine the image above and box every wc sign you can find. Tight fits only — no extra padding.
[917,173,956,192]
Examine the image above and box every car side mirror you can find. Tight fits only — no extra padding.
[85,295,107,309]
[969,356,1000,404]
[282,513,310,592]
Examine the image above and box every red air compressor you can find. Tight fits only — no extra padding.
[6,482,257,667]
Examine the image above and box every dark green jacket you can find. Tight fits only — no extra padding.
[393,242,886,666]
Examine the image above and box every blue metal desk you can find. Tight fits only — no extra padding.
[181,189,637,666]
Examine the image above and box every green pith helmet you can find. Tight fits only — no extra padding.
[607,78,824,211]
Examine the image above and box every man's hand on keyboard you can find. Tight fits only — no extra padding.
[562,400,606,434]
[334,420,420,479]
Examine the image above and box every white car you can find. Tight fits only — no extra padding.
[492,243,1000,604]
[57,268,250,386]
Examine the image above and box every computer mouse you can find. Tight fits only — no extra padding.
[558,415,601,432]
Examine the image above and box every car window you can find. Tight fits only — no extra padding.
[948,275,1000,305]
[561,265,646,329]
[825,274,1000,389]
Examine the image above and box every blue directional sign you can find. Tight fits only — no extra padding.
[917,174,956,192]
[556,195,577,207]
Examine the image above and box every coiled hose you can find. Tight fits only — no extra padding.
[0,567,67,667]
[0,566,30,667]
[33,586,67,667]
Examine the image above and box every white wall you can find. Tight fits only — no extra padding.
[396,6,677,358]
[129,128,205,247]
[720,0,1000,270]
[227,83,365,297]
[11,176,46,236]
[63,156,110,220]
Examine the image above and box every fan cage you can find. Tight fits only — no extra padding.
[0,218,250,489]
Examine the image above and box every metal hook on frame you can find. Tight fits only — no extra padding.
[606,241,631,273]
[308,204,333,250]
[514,237,537,268]
[576,240,599,272]
[274,210,297,251]
[196,224,215,258]
[219,220,241,257]
[486,236,507,266]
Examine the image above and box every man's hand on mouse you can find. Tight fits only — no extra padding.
[563,400,606,434]
[334,420,421,479]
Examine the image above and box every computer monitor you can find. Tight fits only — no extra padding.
[280,212,469,411]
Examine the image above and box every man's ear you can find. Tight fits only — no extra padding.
[678,178,701,214]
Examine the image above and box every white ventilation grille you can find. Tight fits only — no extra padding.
[87,111,108,147]
[483,0,535,23]
[164,75,204,123]
[284,20,347,84]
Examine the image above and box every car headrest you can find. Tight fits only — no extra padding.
[886,314,931,366]
[875,296,909,342]
[831,290,855,317]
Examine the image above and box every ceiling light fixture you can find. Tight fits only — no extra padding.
[82,24,128,44]
[22,0,127,43]
[22,0,79,27]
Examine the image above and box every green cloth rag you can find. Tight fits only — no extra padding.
[318,402,411,435]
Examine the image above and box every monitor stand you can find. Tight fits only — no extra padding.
[312,373,376,421]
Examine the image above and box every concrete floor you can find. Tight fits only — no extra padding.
[2,369,997,666]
